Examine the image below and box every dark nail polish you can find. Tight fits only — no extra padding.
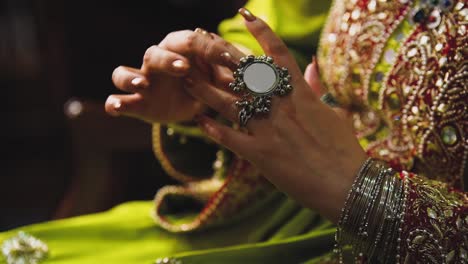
[239,8,256,22]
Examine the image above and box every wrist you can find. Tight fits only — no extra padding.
[318,151,368,223]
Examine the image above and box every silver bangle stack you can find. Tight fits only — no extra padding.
[334,158,409,263]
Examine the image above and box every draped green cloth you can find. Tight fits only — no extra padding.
[1,1,334,263]
[0,197,335,264]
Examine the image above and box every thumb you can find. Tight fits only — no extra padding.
[304,57,325,97]
[305,58,353,125]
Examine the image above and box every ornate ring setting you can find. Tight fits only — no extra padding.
[229,55,293,127]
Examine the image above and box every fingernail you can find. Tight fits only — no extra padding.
[239,8,256,22]
[220,52,238,68]
[172,60,188,70]
[194,27,209,36]
[106,96,122,116]
[312,56,320,75]
[220,51,232,60]
[131,77,143,86]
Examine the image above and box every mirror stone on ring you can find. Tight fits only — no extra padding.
[243,62,277,94]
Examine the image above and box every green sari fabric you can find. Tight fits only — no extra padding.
[1,1,334,263]
[0,197,335,263]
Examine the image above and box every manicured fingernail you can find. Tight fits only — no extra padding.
[220,51,232,60]
[131,77,143,86]
[220,52,238,68]
[239,8,256,22]
[312,56,321,75]
[172,60,188,70]
[194,27,209,35]
[110,97,121,109]
[106,96,122,116]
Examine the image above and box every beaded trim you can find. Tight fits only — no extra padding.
[152,124,205,183]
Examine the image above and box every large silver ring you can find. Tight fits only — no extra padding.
[229,55,293,127]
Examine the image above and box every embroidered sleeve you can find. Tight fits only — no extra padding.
[398,176,468,264]
[336,159,467,263]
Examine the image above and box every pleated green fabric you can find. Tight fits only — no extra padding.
[1,197,335,264]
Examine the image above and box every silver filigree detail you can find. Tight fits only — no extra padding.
[1,231,49,264]
[229,55,293,126]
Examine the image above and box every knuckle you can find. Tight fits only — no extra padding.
[185,32,198,49]
[178,29,193,35]
[203,41,215,60]
[111,66,124,84]
[215,38,229,48]
[161,30,184,45]
[143,45,157,64]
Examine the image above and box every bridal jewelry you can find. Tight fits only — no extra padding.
[229,55,293,126]
[2,231,49,264]
[334,159,409,264]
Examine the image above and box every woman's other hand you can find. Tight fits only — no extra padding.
[106,29,244,123]
[191,8,367,223]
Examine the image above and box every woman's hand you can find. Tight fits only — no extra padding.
[189,9,367,223]
[106,29,244,123]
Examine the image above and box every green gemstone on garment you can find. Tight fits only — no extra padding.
[387,93,401,109]
[441,125,458,145]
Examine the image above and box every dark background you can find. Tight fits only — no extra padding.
[1,0,245,231]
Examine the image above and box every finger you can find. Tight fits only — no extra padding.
[194,27,213,38]
[304,59,351,121]
[142,45,191,76]
[159,30,244,71]
[304,58,326,97]
[112,66,150,93]
[196,115,256,159]
[184,70,239,123]
[210,32,247,69]
[212,65,235,90]
[238,8,303,84]
[104,94,146,118]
